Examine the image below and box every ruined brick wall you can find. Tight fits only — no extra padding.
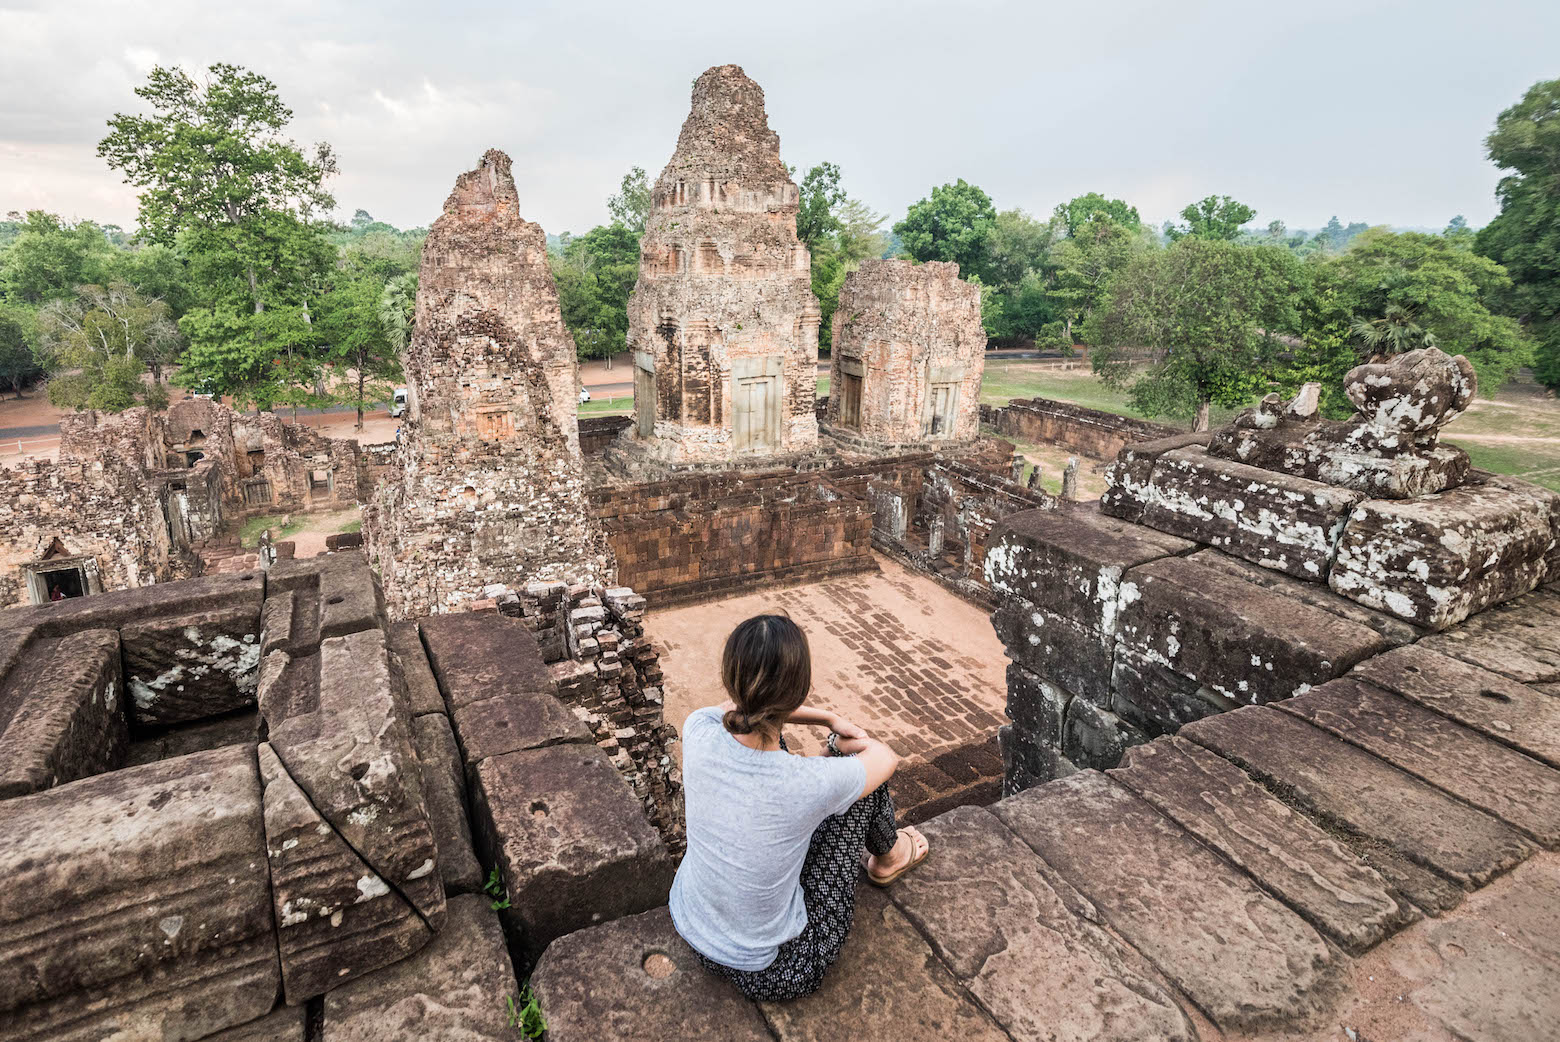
[579,415,633,456]
[617,65,821,468]
[594,474,874,606]
[0,457,176,607]
[365,150,610,619]
[985,398,1179,459]
[825,260,985,447]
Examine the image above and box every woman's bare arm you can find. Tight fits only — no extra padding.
[836,735,899,797]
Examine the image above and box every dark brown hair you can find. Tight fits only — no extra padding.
[721,614,811,737]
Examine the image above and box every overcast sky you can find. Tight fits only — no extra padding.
[3,0,1557,237]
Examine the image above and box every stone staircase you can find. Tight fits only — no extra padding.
[529,611,1560,1040]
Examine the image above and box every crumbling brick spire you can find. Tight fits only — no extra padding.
[366,150,611,619]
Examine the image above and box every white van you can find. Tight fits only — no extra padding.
[391,387,408,418]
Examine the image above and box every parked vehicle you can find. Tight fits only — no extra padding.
[391,387,409,418]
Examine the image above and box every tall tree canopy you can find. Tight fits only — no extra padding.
[1054,193,1140,238]
[1089,238,1303,430]
[1476,78,1560,389]
[893,179,995,280]
[99,63,338,406]
[1302,228,1530,398]
[607,167,652,235]
[1166,195,1257,241]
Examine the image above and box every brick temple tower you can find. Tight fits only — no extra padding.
[614,65,822,472]
[823,259,986,448]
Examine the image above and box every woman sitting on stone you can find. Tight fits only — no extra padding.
[669,613,929,1001]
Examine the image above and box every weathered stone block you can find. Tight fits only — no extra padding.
[1188,547,1422,645]
[0,570,263,641]
[471,743,673,958]
[990,600,1113,705]
[1418,592,1560,686]
[887,805,1194,1041]
[0,629,124,799]
[321,895,517,1041]
[1062,697,1146,770]
[122,605,261,725]
[420,612,555,712]
[992,771,1339,1032]
[1182,706,1534,889]
[530,907,773,1042]
[1115,554,1390,705]
[1110,737,1415,952]
[1329,479,1557,630]
[1135,446,1364,580]
[267,551,381,640]
[258,743,432,1004]
[1004,662,1070,745]
[410,713,482,895]
[1351,644,1560,768]
[1280,678,1560,847]
[760,885,1011,1041]
[388,621,445,717]
[451,692,592,766]
[259,586,320,657]
[1100,431,1210,522]
[999,724,1078,795]
[983,504,1193,633]
[260,628,444,929]
[1108,645,1235,738]
[0,745,277,1040]
[202,1005,307,1042]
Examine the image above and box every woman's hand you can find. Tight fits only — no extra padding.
[833,734,874,756]
[829,714,867,741]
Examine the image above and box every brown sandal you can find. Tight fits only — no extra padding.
[867,826,929,887]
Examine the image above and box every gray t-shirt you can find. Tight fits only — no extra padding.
[669,706,867,971]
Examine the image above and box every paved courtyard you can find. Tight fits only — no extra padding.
[645,554,1009,760]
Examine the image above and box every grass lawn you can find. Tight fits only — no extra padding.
[580,395,633,417]
[238,513,308,548]
[980,358,1560,492]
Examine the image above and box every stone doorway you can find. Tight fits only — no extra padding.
[838,370,862,430]
[633,353,656,438]
[23,554,98,604]
[732,355,783,453]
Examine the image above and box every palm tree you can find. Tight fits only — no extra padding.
[1350,304,1437,360]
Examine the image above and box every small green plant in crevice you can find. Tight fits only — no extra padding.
[507,987,546,1038]
[483,866,511,911]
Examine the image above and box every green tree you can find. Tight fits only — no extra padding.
[1476,78,1560,390]
[40,281,181,411]
[894,179,995,279]
[99,63,338,405]
[794,163,844,250]
[0,212,113,304]
[378,273,417,356]
[550,221,640,365]
[1054,193,1140,237]
[1088,239,1303,430]
[1166,195,1257,241]
[1319,228,1529,394]
[0,307,43,398]
[834,197,889,265]
[607,167,652,235]
[316,269,403,429]
[1443,215,1475,248]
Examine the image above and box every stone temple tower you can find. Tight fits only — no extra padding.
[615,65,822,472]
[366,150,610,619]
[823,259,986,448]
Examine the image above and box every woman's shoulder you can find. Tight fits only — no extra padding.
[681,705,726,736]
